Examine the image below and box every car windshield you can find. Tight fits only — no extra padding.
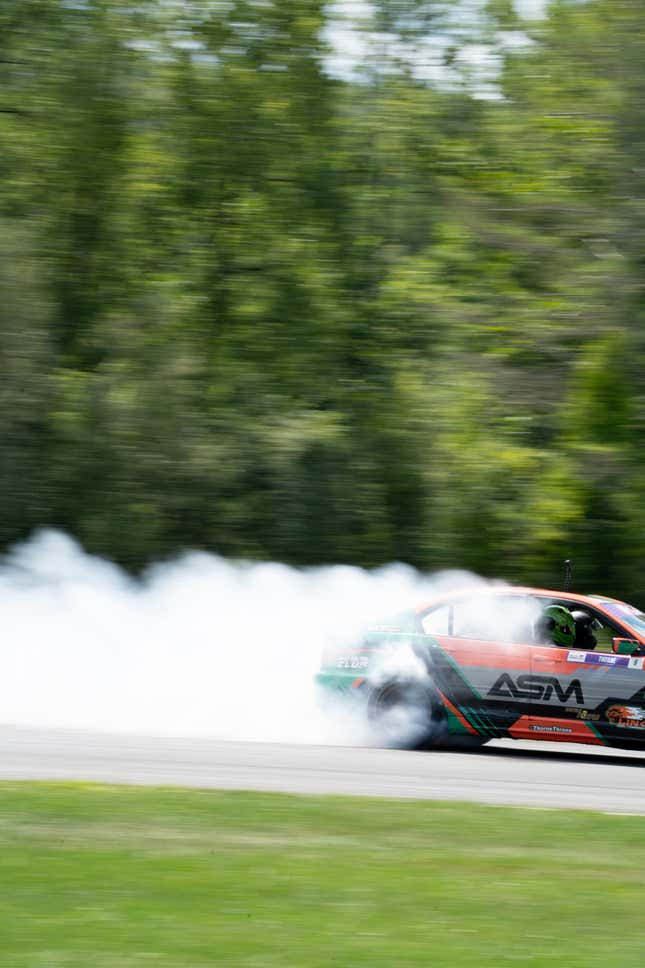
[596,600,645,637]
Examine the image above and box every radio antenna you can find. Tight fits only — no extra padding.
[564,559,572,592]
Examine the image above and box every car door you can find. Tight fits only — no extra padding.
[529,604,645,745]
[421,594,536,740]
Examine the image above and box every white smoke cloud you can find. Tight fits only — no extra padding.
[0,531,483,744]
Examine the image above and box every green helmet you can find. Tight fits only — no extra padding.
[537,604,576,648]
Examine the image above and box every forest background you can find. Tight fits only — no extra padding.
[2,0,644,599]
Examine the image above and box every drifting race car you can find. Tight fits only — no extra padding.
[316,584,645,750]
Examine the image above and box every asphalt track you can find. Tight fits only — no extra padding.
[2,726,645,813]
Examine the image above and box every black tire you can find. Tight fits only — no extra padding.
[367,677,447,750]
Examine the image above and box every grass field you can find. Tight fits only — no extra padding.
[0,783,643,967]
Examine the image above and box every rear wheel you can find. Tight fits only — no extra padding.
[367,678,447,749]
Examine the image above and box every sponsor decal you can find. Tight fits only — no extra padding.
[489,673,584,705]
[336,654,369,670]
[571,708,600,722]
[605,705,645,729]
[567,650,635,668]
[629,657,644,670]
[530,724,573,734]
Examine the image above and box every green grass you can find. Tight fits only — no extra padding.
[0,783,643,967]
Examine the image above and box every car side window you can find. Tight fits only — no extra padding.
[588,618,616,653]
[421,605,451,635]
[421,596,540,643]
[541,600,621,653]
[452,596,539,642]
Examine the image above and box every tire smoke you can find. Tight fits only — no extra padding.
[0,531,482,743]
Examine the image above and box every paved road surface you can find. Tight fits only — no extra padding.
[1,726,644,813]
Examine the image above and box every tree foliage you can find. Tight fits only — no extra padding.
[1,0,644,597]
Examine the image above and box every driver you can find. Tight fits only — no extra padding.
[534,604,576,648]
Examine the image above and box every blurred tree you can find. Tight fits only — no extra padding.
[2,0,645,600]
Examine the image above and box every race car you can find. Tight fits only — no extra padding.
[315,584,645,750]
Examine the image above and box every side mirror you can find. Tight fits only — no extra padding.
[613,637,640,655]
